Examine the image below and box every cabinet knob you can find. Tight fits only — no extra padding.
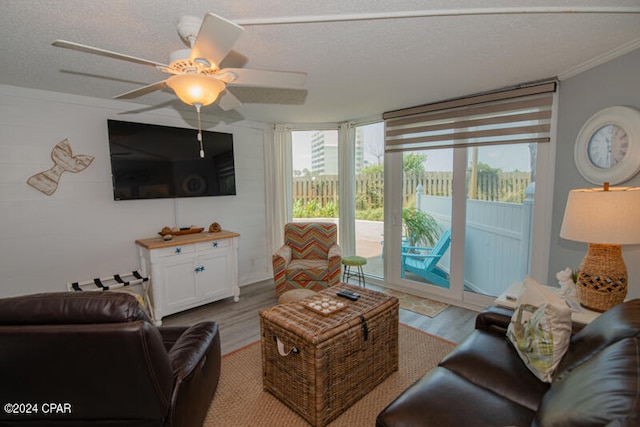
[195,266,205,273]
[175,247,182,254]
[212,241,218,248]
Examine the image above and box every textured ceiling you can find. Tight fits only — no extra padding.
[1,0,640,124]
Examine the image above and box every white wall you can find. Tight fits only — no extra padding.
[0,85,272,297]
[548,48,640,300]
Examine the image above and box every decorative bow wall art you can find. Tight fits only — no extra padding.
[27,139,94,196]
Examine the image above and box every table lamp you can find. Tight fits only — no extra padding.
[559,184,640,311]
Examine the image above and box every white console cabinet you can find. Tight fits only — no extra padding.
[136,230,240,324]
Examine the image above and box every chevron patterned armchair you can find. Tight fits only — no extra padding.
[273,222,342,295]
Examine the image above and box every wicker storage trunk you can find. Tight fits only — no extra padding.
[260,283,399,427]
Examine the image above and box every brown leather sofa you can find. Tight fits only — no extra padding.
[0,291,221,427]
[377,299,640,426]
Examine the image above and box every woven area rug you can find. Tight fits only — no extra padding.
[203,325,454,427]
[383,288,449,318]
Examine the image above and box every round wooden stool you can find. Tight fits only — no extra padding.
[341,256,367,287]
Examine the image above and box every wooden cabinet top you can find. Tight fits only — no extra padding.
[135,230,240,250]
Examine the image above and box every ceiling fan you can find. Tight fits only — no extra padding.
[53,12,306,157]
[52,12,307,112]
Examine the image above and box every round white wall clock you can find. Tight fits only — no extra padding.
[574,106,640,185]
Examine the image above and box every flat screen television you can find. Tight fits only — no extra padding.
[107,120,236,200]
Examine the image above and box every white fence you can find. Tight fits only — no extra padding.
[416,184,534,296]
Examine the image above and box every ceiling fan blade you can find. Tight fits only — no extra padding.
[113,80,168,100]
[190,13,244,68]
[52,40,169,68]
[220,68,307,89]
[217,90,242,111]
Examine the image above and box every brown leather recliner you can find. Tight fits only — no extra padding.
[0,291,221,427]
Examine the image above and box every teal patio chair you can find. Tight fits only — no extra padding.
[380,235,409,259]
[401,229,451,288]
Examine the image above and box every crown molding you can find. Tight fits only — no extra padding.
[558,37,640,81]
[236,7,640,26]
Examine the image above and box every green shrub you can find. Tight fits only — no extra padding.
[293,199,338,218]
[402,207,441,247]
[356,207,384,221]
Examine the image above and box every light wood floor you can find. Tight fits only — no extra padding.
[162,280,478,354]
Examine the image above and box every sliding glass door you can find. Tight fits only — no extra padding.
[399,148,453,292]
[389,142,543,304]
[464,144,536,298]
[384,82,556,306]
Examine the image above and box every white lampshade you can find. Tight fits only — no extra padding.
[560,187,640,245]
[166,74,225,107]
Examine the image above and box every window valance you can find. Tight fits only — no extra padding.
[384,81,557,152]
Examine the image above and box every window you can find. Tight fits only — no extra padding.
[383,81,557,305]
[354,122,384,278]
[291,130,339,221]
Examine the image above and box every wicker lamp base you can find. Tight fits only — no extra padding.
[576,243,627,312]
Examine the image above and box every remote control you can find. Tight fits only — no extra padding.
[336,290,360,301]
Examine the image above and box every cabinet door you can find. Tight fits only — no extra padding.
[197,250,232,301]
[161,255,198,311]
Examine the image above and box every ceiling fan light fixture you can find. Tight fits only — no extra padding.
[193,58,212,68]
[166,74,225,107]
[215,70,239,83]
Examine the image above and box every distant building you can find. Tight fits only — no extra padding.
[310,130,365,175]
[311,131,338,175]
[355,127,365,173]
